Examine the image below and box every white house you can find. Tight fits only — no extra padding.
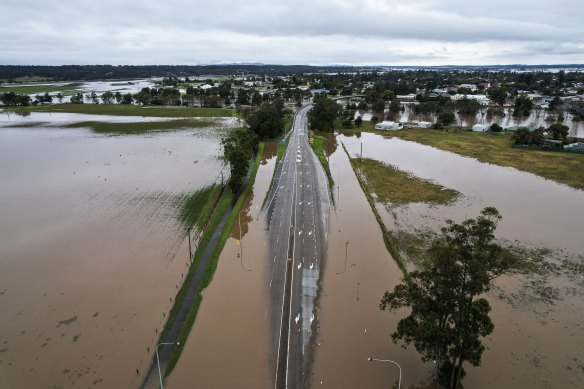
[396,94,417,101]
[472,124,490,132]
[375,121,403,130]
[417,121,432,128]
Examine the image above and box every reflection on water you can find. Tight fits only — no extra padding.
[0,126,225,388]
[338,132,584,388]
[397,104,584,137]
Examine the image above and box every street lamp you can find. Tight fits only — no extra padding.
[156,341,179,389]
[238,210,251,271]
[336,240,349,275]
[367,357,402,389]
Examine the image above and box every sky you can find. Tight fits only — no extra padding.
[1,0,583,66]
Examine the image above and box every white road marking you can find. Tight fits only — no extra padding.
[295,313,300,324]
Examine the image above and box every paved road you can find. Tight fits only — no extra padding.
[265,105,330,389]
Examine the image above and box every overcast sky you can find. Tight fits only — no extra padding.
[1,0,583,66]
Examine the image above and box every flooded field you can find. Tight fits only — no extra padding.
[308,145,436,389]
[0,122,228,387]
[166,142,277,389]
[398,105,584,138]
[347,102,584,138]
[339,132,584,388]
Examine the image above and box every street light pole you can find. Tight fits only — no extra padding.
[367,357,402,389]
[156,342,179,389]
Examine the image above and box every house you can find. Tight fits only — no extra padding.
[472,124,490,132]
[375,121,403,130]
[459,84,478,92]
[417,121,432,128]
[396,94,417,101]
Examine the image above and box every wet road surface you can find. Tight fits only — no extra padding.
[265,105,330,388]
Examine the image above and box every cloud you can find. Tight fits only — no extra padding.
[0,0,583,65]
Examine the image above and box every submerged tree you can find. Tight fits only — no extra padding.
[380,207,516,389]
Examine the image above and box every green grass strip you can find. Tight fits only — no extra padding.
[352,158,459,205]
[178,185,223,230]
[309,132,335,189]
[0,82,81,94]
[62,118,214,134]
[9,103,235,117]
[340,141,408,276]
[163,142,265,376]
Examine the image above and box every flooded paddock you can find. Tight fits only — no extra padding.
[308,140,436,389]
[0,123,227,388]
[166,142,278,389]
[338,132,584,388]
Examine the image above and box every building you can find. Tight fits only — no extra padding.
[375,121,403,130]
[396,93,417,101]
[472,124,490,132]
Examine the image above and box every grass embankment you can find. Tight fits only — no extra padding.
[354,122,584,191]
[309,132,335,189]
[9,103,235,117]
[177,185,223,230]
[352,158,459,205]
[0,82,81,95]
[63,119,214,134]
[163,143,265,376]
[340,143,407,275]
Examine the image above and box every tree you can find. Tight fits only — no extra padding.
[547,123,569,141]
[373,99,386,114]
[101,91,114,104]
[222,128,259,193]
[512,127,544,145]
[308,94,341,132]
[513,96,533,116]
[438,111,455,127]
[247,99,285,139]
[251,91,263,106]
[354,116,363,127]
[389,99,400,113]
[486,88,507,106]
[121,93,133,105]
[70,93,84,104]
[548,96,562,111]
[489,123,503,133]
[381,208,516,389]
[357,101,368,110]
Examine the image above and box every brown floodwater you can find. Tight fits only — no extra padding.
[395,104,584,138]
[308,143,437,389]
[166,142,278,389]
[338,133,584,388]
[0,125,227,388]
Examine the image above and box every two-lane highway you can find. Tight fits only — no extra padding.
[265,105,330,389]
